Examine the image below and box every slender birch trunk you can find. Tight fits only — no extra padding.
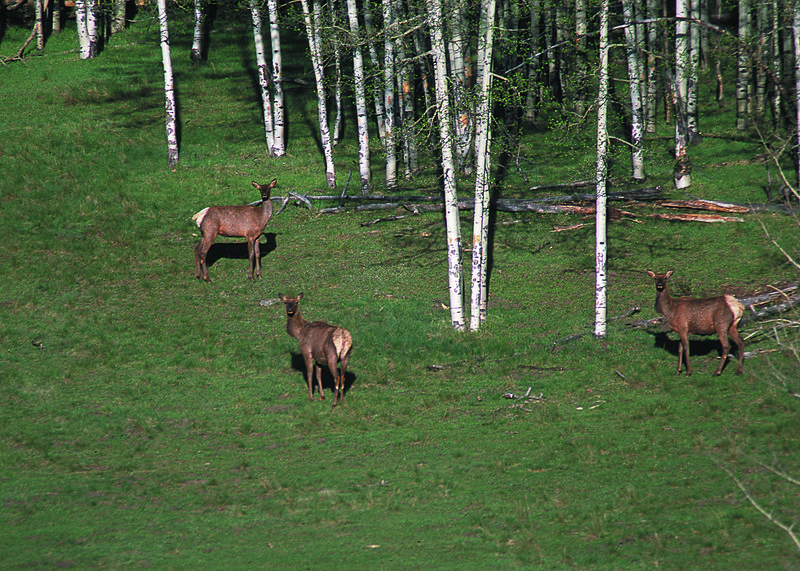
[346,0,372,193]
[268,0,285,156]
[157,0,179,167]
[574,0,588,117]
[525,0,542,122]
[35,0,44,50]
[428,0,464,331]
[383,0,397,188]
[687,0,700,141]
[622,0,645,180]
[76,0,99,59]
[300,0,336,187]
[793,2,800,189]
[363,2,386,141]
[771,0,781,126]
[674,0,692,189]
[54,0,62,34]
[594,0,609,338]
[327,0,343,145]
[395,0,419,178]
[112,0,126,34]
[76,0,90,58]
[86,0,99,57]
[736,0,752,131]
[470,0,496,332]
[645,0,658,133]
[250,0,275,156]
[448,3,473,174]
[190,0,203,63]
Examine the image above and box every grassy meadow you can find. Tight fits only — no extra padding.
[1,6,799,569]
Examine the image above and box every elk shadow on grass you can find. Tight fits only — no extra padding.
[289,351,357,400]
[203,232,277,269]
[652,331,739,373]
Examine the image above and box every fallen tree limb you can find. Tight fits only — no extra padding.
[658,199,750,213]
[648,212,744,223]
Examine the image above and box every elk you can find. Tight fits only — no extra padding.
[192,179,276,281]
[279,293,353,406]
[647,270,745,376]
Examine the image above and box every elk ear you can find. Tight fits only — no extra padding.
[298,292,304,301]
[279,294,286,302]
[646,270,655,278]
[252,181,259,189]
[665,269,674,278]
[269,179,277,189]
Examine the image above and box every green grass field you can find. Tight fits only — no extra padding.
[1,7,799,569]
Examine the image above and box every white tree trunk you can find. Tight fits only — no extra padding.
[793,2,800,188]
[76,0,99,59]
[469,0,496,332]
[594,0,609,338]
[674,0,691,189]
[190,0,203,63]
[448,4,473,174]
[157,0,179,167]
[86,0,99,57]
[645,0,658,133]
[383,0,397,189]
[346,0,372,193]
[621,0,645,180]
[300,0,336,187]
[363,2,386,141]
[35,0,44,50]
[112,0,126,34]
[250,0,275,156]
[76,0,90,58]
[326,0,343,146]
[268,0,285,156]
[687,0,700,140]
[428,0,465,331]
[736,0,752,131]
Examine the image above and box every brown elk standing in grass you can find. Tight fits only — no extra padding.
[647,270,745,376]
[192,179,276,281]
[279,293,353,406]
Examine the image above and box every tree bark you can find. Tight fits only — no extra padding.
[622,0,645,180]
[346,0,372,193]
[300,0,336,187]
[190,0,203,63]
[157,0,179,167]
[469,0,496,332]
[594,0,610,337]
[250,0,275,156]
[428,0,465,331]
[268,0,285,156]
[383,0,397,189]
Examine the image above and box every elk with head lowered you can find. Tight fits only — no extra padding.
[192,179,276,281]
[647,270,744,376]
[279,293,353,406]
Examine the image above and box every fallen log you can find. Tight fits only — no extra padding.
[648,212,744,223]
[658,199,750,213]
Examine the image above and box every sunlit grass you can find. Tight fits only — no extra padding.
[1,8,799,570]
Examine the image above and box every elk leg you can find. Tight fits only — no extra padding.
[304,355,315,401]
[195,239,212,281]
[729,325,745,375]
[678,333,691,376]
[315,364,325,400]
[254,238,262,279]
[246,239,255,280]
[713,329,731,377]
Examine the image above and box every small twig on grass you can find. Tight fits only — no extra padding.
[502,387,546,411]
[721,465,800,552]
